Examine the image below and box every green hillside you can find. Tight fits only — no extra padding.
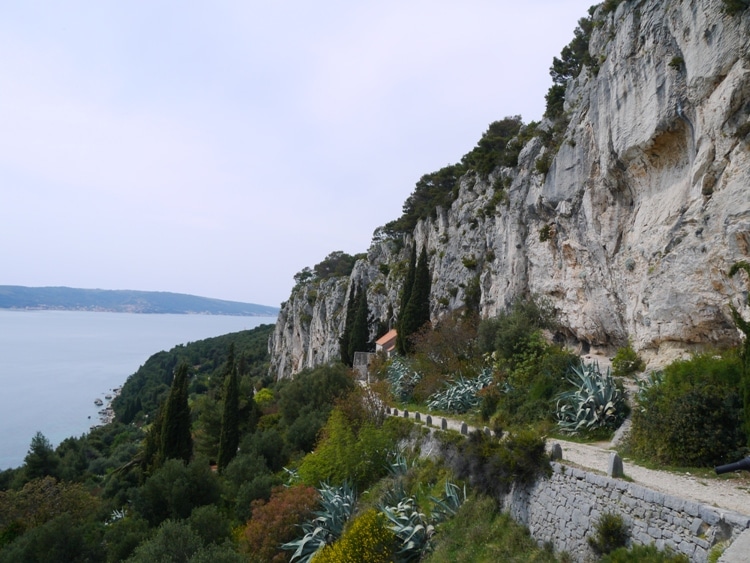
[0,286,279,316]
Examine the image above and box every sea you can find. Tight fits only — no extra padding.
[0,310,277,470]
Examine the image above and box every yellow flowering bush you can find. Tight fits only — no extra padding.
[312,509,395,563]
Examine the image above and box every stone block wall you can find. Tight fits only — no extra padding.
[504,464,750,562]
[388,409,750,562]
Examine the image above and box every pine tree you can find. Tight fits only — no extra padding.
[396,242,417,355]
[399,246,432,354]
[347,283,369,361]
[218,347,240,471]
[160,362,193,464]
[24,431,60,480]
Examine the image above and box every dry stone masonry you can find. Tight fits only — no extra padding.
[506,464,750,562]
[389,408,750,562]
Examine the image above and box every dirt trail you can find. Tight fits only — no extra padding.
[551,437,750,516]
[392,410,750,516]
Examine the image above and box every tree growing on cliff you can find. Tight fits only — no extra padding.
[160,362,192,464]
[396,243,417,355]
[218,344,239,471]
[399,247,432,355]
[339,284,359,366]
[347,283,370,363]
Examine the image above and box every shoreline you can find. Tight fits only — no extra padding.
[91,386,121,430]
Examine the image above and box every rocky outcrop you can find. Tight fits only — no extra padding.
[270,0,750,379]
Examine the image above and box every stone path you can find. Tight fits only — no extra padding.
[387,407,750,517]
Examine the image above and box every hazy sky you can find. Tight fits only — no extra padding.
[1,1,595,307]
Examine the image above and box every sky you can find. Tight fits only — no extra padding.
[1,1,595,308]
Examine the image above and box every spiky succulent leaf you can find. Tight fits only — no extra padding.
[426,368,493,413]
[556,361,627,434]
[282,481,357,562]
[386,357,422,402]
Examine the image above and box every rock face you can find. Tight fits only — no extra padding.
[270,0,750,379]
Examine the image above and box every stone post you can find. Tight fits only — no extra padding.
[608,452,624,478]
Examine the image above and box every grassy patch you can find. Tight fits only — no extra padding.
[426,495,560,562]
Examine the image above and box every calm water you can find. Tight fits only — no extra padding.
[0,310,276,469]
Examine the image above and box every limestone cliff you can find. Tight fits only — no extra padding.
[270,0,750,379]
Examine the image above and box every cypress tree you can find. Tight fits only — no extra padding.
[142,401,164,474]
[339,284,359,366]
[399,247,432,354]
[396,242,417,355]
[217,366,239,471]
[160,362,193,464]
[347,283,369,361]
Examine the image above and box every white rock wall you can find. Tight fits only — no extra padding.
[270,0,750,379]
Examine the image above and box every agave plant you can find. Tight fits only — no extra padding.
[386,450,415,478]
[634,370,664,411]
[386,357,422,402]
[379,480,465,561]
[556,361,627,434]
[429,481,466,522]
[380,494,434,561]
[426,368,493,413]
[282,481,356,562]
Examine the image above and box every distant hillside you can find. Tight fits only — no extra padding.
[0,286,279,316]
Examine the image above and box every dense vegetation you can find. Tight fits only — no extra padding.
[293,251,366,290]
[374,116,524,240]
[0,297,703,562]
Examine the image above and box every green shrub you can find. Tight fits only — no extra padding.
[478,297,557,366]
[600,0,625,14]
[722,0,750,15]
[133,458,221,526]
[588,512,628,555]
[478,384,502,422]
[600,543,689,562]
[126,519,203,563]
[628,352,747,467]
[461,116,524,177]
[612,342,645,377]
[312,509,395,563]
[535,152,552,175]
[426,495,558,562]
[668,56,684,71]
[297,410,402,490]
[445,430,550,499]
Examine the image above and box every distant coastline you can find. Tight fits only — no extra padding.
[0,285,279,317]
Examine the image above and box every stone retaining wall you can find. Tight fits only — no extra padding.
[505,464,749,562]
[387,408,750,562]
